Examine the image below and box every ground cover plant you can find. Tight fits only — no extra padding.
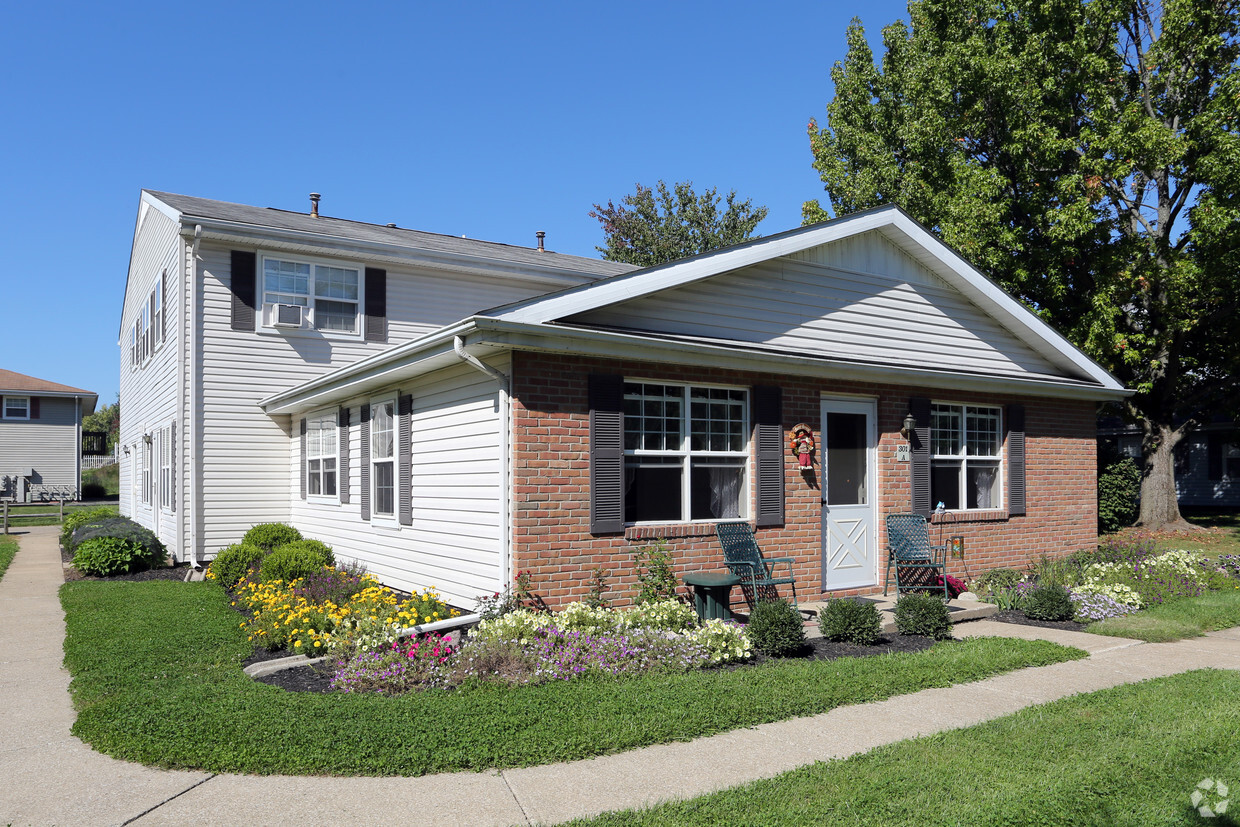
[60,580,1085,776]
[572,669,1240,826]
[0,536,16,581]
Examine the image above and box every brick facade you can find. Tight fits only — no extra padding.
[510,351,1097,609]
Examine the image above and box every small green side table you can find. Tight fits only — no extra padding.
[683,571,742,621]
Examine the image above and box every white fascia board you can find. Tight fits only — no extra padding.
[473,320,1131,402]
[179,220,601,289]
[119,191,184,339]
[876,215,1124,391]
[259,321,477,415]
[494,208,898,325]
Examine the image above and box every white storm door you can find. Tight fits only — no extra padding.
[820,398,877,591]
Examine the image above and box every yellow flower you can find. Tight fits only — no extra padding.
[313,641,321,648]
[294,640,302,647]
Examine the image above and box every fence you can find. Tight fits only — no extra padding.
[82,455,119,470]
[2,499,66,534]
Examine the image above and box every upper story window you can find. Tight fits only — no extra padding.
[931,403,1002,510]
[623,382,748,523]
[370,397,396,518]
[262,256,360,334]
[306,414,338,499]
[2,396,29,420]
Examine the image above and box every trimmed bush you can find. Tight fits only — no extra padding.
[260,545,331,584]
[207,543,266,591]
[73,536,163,576]
[70,517,165,564]
[1023,583,1076,621]
[272,538,335,568]
[242,523,302,552]
[81,483,107,499]
[894,592,953,640]
[746,600,806,657]
[818,598,882,645]
[60,506,119,550]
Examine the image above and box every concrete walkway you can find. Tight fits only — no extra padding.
[3,526,1239,826]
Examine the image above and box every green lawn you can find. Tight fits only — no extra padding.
[0,536,16,582]
[61,580,1086,776]
[81,463,120,497]
[574,669,1240,826]
[1153,507,1240,557]
[1087,588,1240,642]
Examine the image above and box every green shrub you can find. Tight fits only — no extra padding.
[242,523,302,552]
[60,506,119,550]
[70,517,165,564]
[818,598,882,645]
[207,543,266,590]
[631,539,679,604]
[1023,583,1076,621]
[260,545,331,584]
[272,538,335,568]
[974,567,1022,596]
[73,536,163,576]
[81,483,107,499]
[1098,454,1140,533]
[746,600,806,657]
[894,592,953,640]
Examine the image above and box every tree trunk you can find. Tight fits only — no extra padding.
[1137,423,1196,530]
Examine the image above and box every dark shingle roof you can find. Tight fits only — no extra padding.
[146,191,635,278]
[0,369,94,396]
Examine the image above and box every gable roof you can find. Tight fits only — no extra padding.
[483,204,1124,393]
[143,190,634,280]
[0,369,93,396]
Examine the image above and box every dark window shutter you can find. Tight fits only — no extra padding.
[910,397,931,517]
[360,403,371,521]
[753,385,784,527]
[1007,404,1027,516]
[589,374,625,534]
[230,250,257,332]
[170,420,177,512]
[1208,432,1223,481]
[29,397,39,420]
[365,268,387,343]
[299,418,307,500]
[338,407,351,504]
[398,393,412,526]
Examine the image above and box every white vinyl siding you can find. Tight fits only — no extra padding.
[568,231,1062,381]
[289,358,508,609]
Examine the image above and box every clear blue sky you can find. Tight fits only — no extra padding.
[0,0,911,408]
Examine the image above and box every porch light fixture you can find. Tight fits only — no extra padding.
[123,445,130,455]
[900,413,917,441]
[143,433,152,445]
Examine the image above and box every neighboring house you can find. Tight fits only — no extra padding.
[1100,421,1240,508]
[0,369,97,502]
[121,192,1128,609]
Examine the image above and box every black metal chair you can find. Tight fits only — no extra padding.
[715,523,798,607]
[884,513,950,599]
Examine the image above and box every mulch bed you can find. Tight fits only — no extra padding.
[988,609,1086,632]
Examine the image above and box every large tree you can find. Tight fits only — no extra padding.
[806,0,1240,529]
[591,180,769,267]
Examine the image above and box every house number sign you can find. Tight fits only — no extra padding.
[895,444,911,462]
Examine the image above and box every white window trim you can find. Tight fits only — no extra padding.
[2,396,30,420]
[306,411,340,504]
[369,395,399,523]
[258,251,366,340]
[930,401,1005,511]
[623,380,750,525]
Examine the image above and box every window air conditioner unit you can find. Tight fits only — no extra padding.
[265,303,306,329]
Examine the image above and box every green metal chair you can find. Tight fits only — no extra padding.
[884,513,950,599]
[715,523,798,607]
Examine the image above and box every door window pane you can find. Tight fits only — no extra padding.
[826,412,868,505]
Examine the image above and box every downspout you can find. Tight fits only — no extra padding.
[453,335,511,592]
[183,225,202,568]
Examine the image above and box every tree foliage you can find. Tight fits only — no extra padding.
[806,0,1240,528]
[82,395,120,451]
[591,180,769,267]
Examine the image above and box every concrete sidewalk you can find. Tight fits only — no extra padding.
[2,526,1238,826]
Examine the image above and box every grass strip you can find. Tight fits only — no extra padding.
[62,580,1085,776]
[1087,589,1240,642]
[0,536,16,582]
[574,669,1240,826]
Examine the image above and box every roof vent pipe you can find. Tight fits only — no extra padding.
[309,193,321,217]
[536,231,545,252]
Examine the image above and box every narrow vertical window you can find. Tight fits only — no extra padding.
[306,414,338,499]
[371,398,396,518]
